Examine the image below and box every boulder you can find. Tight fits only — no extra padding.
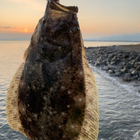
[120,68,128,73]
[135,55,140,61]
[115,72,122,76]
[131,75,138,80]
[102,66,109,71]
[124,73,131,78]
[117,53,123,57]
[108,54,115,59]
[129,68,135,73]
[120,62,126,66]
[122,52,130,58]
[136,66,140,71]
[115,69,121,73]
[125,62,134,69]
[95,62,100,67]
[111,56,117,61]
[108,70,114,74]
[108,65,116,70]
[110,61,116,65]
[134,62,140,67]
[123,77,131,81]
[131,69,139,76]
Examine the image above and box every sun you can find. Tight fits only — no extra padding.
[24,29,28,33]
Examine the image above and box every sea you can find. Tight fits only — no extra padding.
[1,40,140,140]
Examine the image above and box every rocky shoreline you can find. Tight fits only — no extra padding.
[85,45,140,82]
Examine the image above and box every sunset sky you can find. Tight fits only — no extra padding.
[0,0,140,39]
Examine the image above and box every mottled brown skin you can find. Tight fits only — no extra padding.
[18,1,85,140]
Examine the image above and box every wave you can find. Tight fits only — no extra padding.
[89,64,140,140]
[89,64,140,98]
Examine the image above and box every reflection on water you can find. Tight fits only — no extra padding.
[0,41,28,140]
[90,66,140,140]
[0,41,140,140]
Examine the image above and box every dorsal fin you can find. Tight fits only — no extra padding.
[6,62,26,136]
[23,47,29,60]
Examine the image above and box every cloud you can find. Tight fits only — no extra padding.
[0,26,17,29]
[3,26,11,29]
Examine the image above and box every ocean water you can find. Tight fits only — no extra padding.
[84,41,140,47]
[0,40,140,140]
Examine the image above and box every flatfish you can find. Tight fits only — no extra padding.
[6,1,99,139]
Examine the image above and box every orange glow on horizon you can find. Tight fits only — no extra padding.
[0,27,34,34]
[24,29,28,33]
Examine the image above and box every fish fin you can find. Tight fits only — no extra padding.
[6,62,26,136]
[78,39,99,139]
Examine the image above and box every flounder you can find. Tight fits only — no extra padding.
[6,0,99,139]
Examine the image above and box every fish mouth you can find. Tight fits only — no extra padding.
[49,1,78,13]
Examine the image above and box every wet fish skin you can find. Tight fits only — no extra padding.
[6,1,99,140]
[18,1,86,140]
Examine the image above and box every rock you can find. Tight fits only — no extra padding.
[131,70,139,76]
[122,73,132,81]
[107,57,113,62]
[85,46,140,82]
[120,68,128,73]
[108,54,115,59]
[108,65,116,70]
[107,51,114,54]
[129,51,138,60]
[91,62,95,65]
[109,73,116,76]
[135,54,140,61]
[124,73,131,78]
[123,77,131,81]
[136,66,140,71]
[125,62,134,69]
[129,68,135,73]
[122,52,130,58]
[119,62,126,66]
[95,62,100,67]
[101,66,108,71]
[131,75,138,80]
[110,61,116,65]
[108,70,114,74]
[111,56,117,61]
[115,69,120,73]
[135,62,140,67]
[117,52,123,57]
[115,72,121,76]
[117,65,123,70]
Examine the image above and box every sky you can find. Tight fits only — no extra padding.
[0,0,140,39]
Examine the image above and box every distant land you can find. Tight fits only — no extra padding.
[0,32,140,42]
[84,33,140,42]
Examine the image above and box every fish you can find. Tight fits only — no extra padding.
[6,0,99,140]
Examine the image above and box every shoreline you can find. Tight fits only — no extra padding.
[85,44,140,82]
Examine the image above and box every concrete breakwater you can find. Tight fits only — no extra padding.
[85,46,140,82]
